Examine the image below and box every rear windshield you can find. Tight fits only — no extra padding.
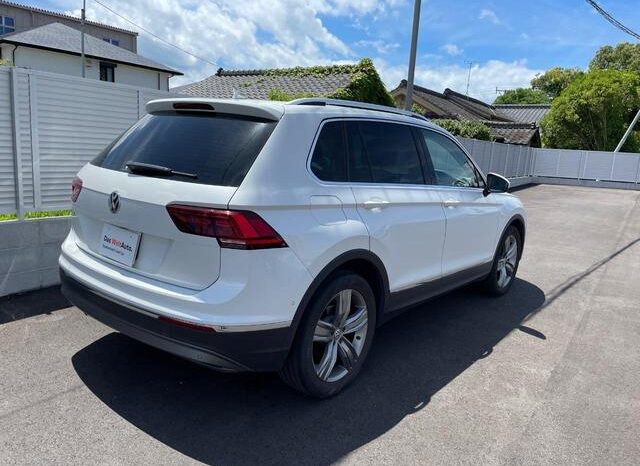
[91,112,277,187]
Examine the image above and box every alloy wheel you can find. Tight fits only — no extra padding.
[312,289,368,383]
[496,233,518,288]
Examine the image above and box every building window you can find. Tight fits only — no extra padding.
[102,38,120,47]
[99,62,116,82]
[1,16,15,35]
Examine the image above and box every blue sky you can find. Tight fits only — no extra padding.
[36,0,640,101]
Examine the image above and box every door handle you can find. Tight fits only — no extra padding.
[363,200,390,209]
[443,199,461,208]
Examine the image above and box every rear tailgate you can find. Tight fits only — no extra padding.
[72,101,280,290]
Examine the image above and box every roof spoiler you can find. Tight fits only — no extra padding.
[146,98,284,121]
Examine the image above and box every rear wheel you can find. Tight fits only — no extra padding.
[279,273,376,398]
[482,225,522,296]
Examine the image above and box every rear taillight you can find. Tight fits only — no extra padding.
[71,177,83,202]
[166,204,287,250]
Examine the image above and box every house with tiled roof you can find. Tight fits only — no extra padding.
[175,58,394,106]
[0,0,137,51]
[391,80,550,147]
[0,22,181,89]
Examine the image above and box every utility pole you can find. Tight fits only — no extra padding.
[404,0,422,110]
[614,109,640,152]
[80,0,86,78]
[465,61,474,98]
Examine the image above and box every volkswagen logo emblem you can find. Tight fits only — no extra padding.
[108,192,120,214]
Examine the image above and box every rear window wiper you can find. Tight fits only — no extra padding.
[125,161,198,179]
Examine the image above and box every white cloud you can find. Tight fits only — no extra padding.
[441,44,463,56]
[56,0,402,85]
[375,58,542,103]
[479,9,501,25]
[354,40,400,54]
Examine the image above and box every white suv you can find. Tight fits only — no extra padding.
[60,98,525,398]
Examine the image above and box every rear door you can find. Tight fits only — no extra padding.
[418,128,500,276]
[73,109,277,290]
[347,120,446,292]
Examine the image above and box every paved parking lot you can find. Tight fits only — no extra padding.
[1,184,639,466]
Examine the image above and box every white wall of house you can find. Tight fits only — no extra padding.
[0,45,171,90]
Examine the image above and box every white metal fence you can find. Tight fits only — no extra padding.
[0,66,173,216]
[459,137,640,185]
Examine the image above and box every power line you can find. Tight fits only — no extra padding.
[91,0,220,67]
[585,0,640,41]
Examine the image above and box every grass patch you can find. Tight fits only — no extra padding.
[0,209,73,221]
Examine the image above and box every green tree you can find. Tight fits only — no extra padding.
[541,70,640,151]
[590,43,640,73]
[531,67,583,99]
[433,119,492,141]
[327,58,394,107]
[493,88,550,105]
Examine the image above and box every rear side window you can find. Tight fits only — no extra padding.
[358,121,425,185]
[310,122,347,182]
[92,112,276,187]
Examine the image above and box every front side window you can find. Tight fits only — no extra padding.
[421,130,482,188]
[357,121,425,185]
[310,121,347,182]
[0,16,15,35]
[99,62,115,82]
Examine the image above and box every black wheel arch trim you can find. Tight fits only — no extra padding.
[288,249,390,343]
[502,214,526,259]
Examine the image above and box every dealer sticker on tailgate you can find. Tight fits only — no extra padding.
[99,223,141,267]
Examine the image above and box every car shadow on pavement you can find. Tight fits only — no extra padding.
[72,278,545,466]
[0,286,70,325]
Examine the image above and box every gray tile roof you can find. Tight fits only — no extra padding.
[0,22,181,74]
[494,104,551,124]
[391,81,543,146]
[391,81,510,122]
[176,67,353,99]
[485,122,540,145]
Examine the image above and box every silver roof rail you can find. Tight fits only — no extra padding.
[287,98,430,122]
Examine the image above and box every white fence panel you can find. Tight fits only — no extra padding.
[0,68,15,214]
[16,71,34,210]
[611,152,640,183]
[460,135,639,184]
[582,151,614,181]
[557,149,583,179]
[531,148,558,177]
[36,73,140,209]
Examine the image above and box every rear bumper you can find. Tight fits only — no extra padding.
[61,270,293,372]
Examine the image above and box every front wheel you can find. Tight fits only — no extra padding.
[279,273,376,398]
[482,225,522,296]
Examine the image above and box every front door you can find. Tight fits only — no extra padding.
[418,129,501,276]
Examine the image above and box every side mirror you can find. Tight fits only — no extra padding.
[483,173,510,196]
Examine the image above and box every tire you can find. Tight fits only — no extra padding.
[482,225,522,296]
[279,272,377,398]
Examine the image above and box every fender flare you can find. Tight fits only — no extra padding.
[501,214,526,259]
